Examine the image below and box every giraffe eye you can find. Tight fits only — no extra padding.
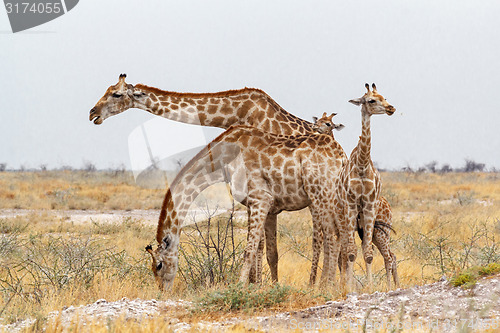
[156,262,162,271]
[112,93,123,98]
[368,100,376,104]
[326,123,331,127]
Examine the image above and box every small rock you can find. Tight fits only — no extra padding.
[95,299,107,305]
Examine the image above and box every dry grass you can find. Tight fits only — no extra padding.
[0,171,499,332]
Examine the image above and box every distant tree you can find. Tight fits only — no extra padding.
[0,163,6,172]
[440,164,453,173]
[82,161,97,172]
[39,164,47,171]
[425,161,438,173]
[401,163,413,173]
[464,159,485,172]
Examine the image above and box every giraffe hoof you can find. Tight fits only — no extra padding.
[348,254,355,262]
[366,256,373,264]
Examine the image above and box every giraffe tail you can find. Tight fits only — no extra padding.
[357,220,396,241]
[373,221,397,237]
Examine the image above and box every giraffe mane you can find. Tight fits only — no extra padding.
[135,84,269,99]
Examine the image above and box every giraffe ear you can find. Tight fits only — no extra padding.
[333,123,345,131]
[162,236,171,249]
[133,91,146,97]
[349,98,363,106]
[312,116,318,123]
[130,87,146,98]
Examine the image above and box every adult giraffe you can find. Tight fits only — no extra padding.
[89,74,344,283]
[146,125,346,290]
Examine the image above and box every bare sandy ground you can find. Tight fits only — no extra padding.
[0,208,246,226]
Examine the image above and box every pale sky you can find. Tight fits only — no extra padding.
[1,1,499,171]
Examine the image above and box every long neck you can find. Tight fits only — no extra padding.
[156,141,229,244]
[355,108,372,169]
[133,85,313,136]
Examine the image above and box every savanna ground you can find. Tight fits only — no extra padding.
[0,170,499,332]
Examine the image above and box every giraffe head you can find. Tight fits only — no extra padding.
[312,112,345,134]
[89,74,148,124]
[145,233,179,291]
[348,83,395,116]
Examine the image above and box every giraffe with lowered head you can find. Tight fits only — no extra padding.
[145,124,347,290]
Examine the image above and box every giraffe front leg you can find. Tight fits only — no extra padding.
[264,213,278,283]
[309,213,322,287]
[247,211,258,284]
[361,205,376,291]
[345,205,358,292]
[239,202,270,284]
[253,237,265,284]
[320,222,339,286]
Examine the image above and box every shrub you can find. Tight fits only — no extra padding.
[177,204,245,289]
[196,283,292,312]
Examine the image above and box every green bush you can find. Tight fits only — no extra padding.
[196,283,292,312]
[451,262,500,288]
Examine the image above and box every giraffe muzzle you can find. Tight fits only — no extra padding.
[89,108,103,125]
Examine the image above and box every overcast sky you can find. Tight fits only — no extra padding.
[1,1,499,171]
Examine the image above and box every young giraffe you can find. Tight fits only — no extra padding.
[311,113,399,289]
[89,74,344,284]
[145,125,346,290]
[334,83,395,292]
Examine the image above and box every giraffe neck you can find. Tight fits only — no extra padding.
[355,108,372,169]
[155,189,189,244]
[155,140,230,244]
[132,85,314,135]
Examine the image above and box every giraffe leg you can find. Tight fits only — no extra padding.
[322,223,339,285]
[344,205,358,292]
[239,200,271,284]
[309,222,323,287]
[360,205,376,291]
[254,237,265,284]
[247,212,258,284]
[391,251,400,288]
[319,226,331,287]
[264,213,278,283]
[373,227,392,290]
